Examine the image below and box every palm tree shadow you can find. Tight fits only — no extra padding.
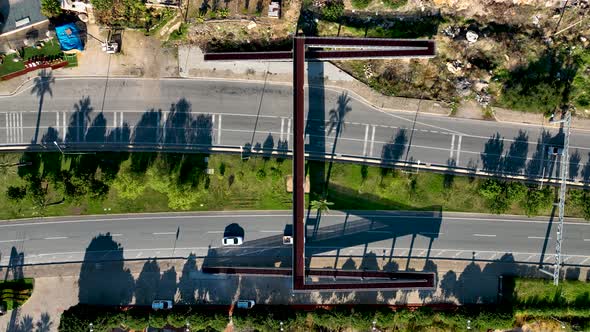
[324,92,352,195]
[31,70,55,144]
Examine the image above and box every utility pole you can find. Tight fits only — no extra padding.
[541,110,571,285]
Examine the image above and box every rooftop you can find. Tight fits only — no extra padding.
[0,0,48,35]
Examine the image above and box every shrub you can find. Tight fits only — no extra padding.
[351,0,371,9]
[256,168,267,180]
[41,0,63,17]
[382,0,407,9]
[321,0,344,21]
[6,186,26,201]
[523,187,553,216]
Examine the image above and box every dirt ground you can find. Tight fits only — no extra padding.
[56,24,178,78]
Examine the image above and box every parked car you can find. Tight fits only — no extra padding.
[151,300,173,310]
[236,300,255,309]
[222,236,243,246]
[0,302,6,316]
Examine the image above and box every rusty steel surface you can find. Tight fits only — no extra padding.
[204,36,437,291]
[293,36,306,290]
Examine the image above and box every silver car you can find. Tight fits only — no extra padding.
[223,236,243,246]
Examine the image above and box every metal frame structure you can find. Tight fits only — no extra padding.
[205,36,436,291]
[538,111,572,285]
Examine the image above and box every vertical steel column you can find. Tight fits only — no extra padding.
[293,37,306,290]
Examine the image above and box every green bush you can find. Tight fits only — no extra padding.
[523,187,553,216]
[41,0,63,17]
[321,0,344,21]
[382,0,407,9]
[6,186,26,201]
[351,0,371,9]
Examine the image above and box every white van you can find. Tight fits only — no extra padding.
[236,300,255,309]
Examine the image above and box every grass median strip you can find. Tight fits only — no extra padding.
[1,152,589,220]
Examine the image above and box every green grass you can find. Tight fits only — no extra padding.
[511,278,590,308]
[0,54,26,77]
[0,39,63,78]
[2,152,587,220]
[64,53,78,67]
[0,278,34,311]
[22,39,62,60]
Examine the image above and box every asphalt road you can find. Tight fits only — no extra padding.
[2,77,590,182]
[0,211,588,267]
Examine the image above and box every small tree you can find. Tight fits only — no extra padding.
[311,199,334,215]
[351,0,371,9]
[6,186,27,201]
[321,0,344,21]
[41,0,62,17]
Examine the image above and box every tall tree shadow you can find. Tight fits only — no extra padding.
[481,133,504,173]
[65,97,93,144]
[380,128,408,176]
[78,233,134,305]
[582,153,590,183]
[178,254,198,304]
[31,70,55,144]
[4,246,24,281]
[569,149,581,181]
[503,130,529,175]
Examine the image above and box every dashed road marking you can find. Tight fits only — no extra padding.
[44,236,68,240]
[528,236,551,239]
[473,234,496,237]
[153,232,176,235]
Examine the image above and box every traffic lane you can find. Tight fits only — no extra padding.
[0,213,588,265]
[0,214,294,257]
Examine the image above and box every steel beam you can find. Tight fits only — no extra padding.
[293,36,306,290]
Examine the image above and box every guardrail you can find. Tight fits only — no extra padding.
[2,142,588,188]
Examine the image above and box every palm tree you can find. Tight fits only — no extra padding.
[31,70,55,144]
[311,199,334,215]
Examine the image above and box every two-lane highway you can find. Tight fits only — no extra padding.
[2,77,590,182]
[0,211,588,267]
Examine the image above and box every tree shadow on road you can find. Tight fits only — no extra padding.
[78,233,134,305]
[31,70,55,144]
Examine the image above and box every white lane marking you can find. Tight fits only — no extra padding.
[456,135,462,166]
[1,212,589,229]
[528,236,551,240]
[450,134,455,159]
[584,239,590,241]
[111,233,123,237]
[580,257,590,265]
[207,231,224,234]
[369,125,376,157]
[4,113,8,142]
[362,124,369,156]
[217,114,222,144]
[19,112,23,143]
[260,230,282,233]
[280,117,284,141]
[44,236,68,240]
[286,118,291,144]
[0,239,22,243]
[419,232,444,236]
[153,232,176,235]
[119,111,124,127]
[62,111,66,140]
[56,112,59,132]
[136,252,142,258]
[473,234,496,237]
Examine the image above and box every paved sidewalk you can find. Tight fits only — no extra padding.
[1,255,587,332]
[178,46,450,116]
